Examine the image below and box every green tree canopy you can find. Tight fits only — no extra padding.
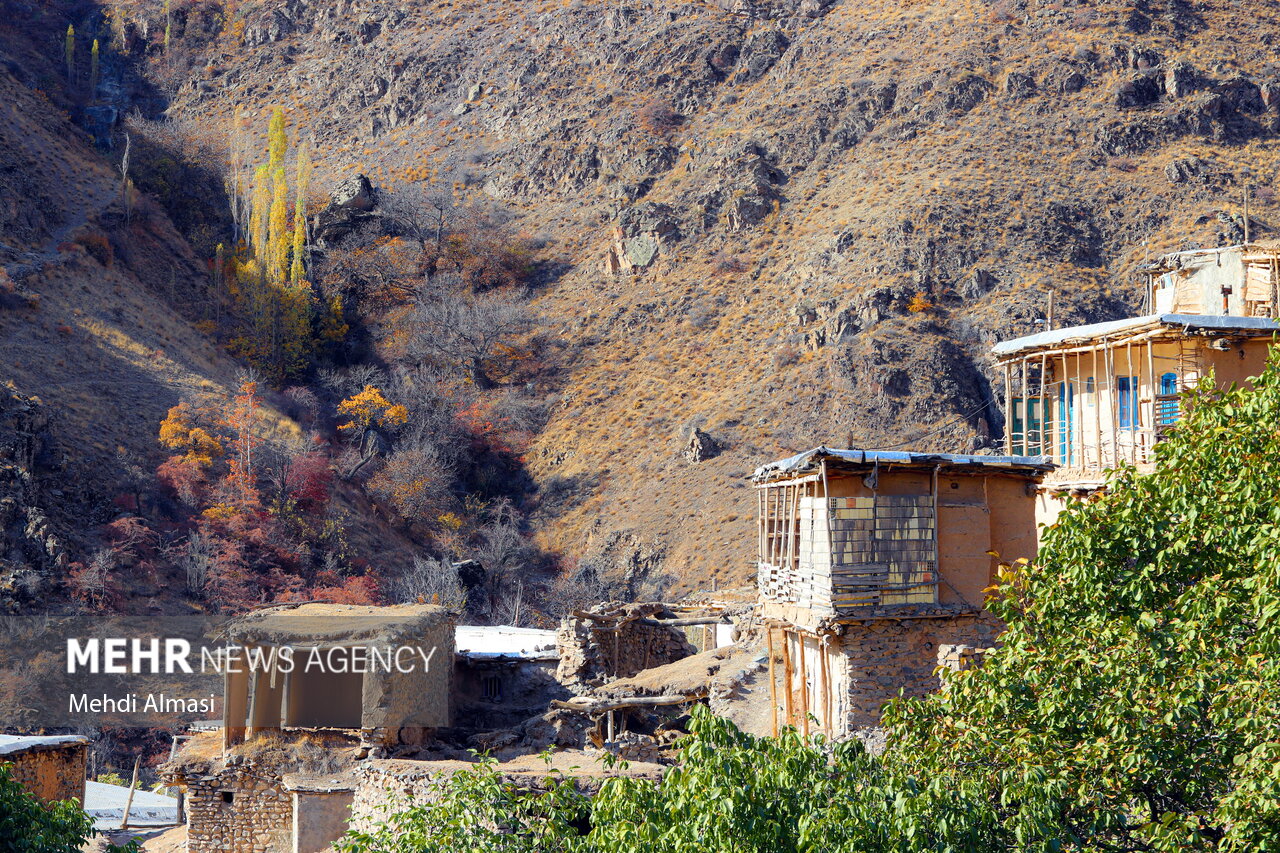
[341,353,1280,852]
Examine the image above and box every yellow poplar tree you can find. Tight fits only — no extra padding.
[89,39,99,97]
[269,168,289,285]
[291,142,312,285]
[65,25,74,81]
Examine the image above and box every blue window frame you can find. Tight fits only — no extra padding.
[1011,398,1045,455]
[1117,376,1139,430]
[1158,372,1179,426]
[1058,382,1075,465]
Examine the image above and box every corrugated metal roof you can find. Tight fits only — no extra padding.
[752,447,1053,481]
[992,313,1280,357]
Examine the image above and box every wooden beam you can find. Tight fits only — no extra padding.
[552,693,708,714]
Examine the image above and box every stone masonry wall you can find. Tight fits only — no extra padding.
[178,763,292,853]
[834,612,1001,728]
[6,743,87,804]
[555,603,696,688]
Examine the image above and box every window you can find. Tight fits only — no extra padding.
[1117,376,1139,429]
[1010,397,1045,455]
[1157,372,1179,426]
[482,674,503,702]
[220,791,234,805]
[1058,382,1075,465]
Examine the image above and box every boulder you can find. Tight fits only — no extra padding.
[331,174,377,212]
[683,428,720,463]
[1115,72,1162,109]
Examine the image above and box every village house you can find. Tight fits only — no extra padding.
[752,448,1050,736]
[0,735,88,805]
[221,603,455,751]
[993,242,1280,524]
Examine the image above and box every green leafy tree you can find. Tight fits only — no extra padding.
[885,351,1280,851]
[337,354,1280,853]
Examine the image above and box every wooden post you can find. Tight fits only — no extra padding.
[818,637,831,736]
[1047,288,1055,330]
[120,755,142,831]
[1020,356,1030,456]
[796,634,810,738]
[1106,342,1121,469]
[1071,350,1083,469]
[767,627,778,737]
[1092,345,1103,471]
[1152,338,1162,458]
[1038,353,1048,456]
[781,630,794,728]
[1059,353,1069,466]
[757,488,765,564]
[1002,363,1013,454]
[1127,340,1137,464]
[931,465,941,603]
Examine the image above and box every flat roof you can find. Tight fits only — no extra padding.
[0,735,89,756]
[230,603,453,645]
[455,625,557,660]
[992,313,1280,358]
[753,447,1052,482]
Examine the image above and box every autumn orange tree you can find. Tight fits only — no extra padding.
[150,381,369,611]
[337,385,409,435]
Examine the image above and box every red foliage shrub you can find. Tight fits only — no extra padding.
[285,451,334,509]
[157,455,208,505]
[309,572,380,605]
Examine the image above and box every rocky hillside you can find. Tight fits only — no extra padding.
[8,0,1280,597]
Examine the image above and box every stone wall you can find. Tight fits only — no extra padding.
[832,611,1001,728]
[348,755,664,835]
[176,762,292,853]
[555,603,696,688]
[5,741,87,804]
[936,643,994,674]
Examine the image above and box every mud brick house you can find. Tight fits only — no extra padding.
[753,448,1050,735]
[0,735,88,805]
[993,242,1280,525]
[222,603,455,750]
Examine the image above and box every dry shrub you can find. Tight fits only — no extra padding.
[636,99,683,137]
[74,229,114,266]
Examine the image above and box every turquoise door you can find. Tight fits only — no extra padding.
[1058,381,1075,465]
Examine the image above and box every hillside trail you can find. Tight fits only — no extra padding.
[1,178,119,282]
